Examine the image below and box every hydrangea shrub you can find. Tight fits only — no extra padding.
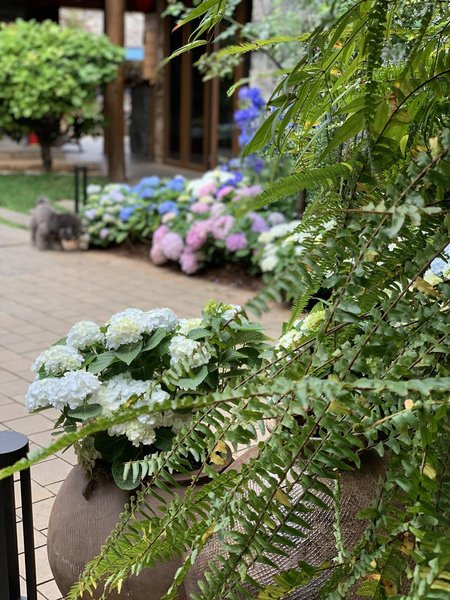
[25,302,269,489]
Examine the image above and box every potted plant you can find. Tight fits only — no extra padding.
[24,301,269,599]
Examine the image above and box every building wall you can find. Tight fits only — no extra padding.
[59,8,144,48]
[249,0,276,100]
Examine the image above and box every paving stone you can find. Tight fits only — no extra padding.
[29,458,72,488]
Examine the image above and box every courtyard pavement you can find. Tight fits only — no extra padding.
[0,222,288,599]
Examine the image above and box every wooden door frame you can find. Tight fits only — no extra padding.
[162,0,252,171]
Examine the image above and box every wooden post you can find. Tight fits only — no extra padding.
[105,0,126,182]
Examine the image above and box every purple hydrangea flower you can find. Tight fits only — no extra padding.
[226,233,247,252]
[109,190,125,202]
[267,212,286,226]
[99,228,109,240]
[84,208,97,221]
[249,212,268,233]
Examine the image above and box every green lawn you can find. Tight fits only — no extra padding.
[0,173,107,213]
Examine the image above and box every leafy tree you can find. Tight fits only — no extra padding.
[0,19,124,171]
[1,1,450,599]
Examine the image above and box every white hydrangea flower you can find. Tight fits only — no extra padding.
[109,420,157,447]
[145,308,179,331]
[275,329,303,351]
[178,318,203,336]
[67,321,104,350]
[32,345,84,375]
[25,371,101,411]
[258,220,302,244]
[94,374,171,447]
[299,310,326,334]
[105,309,146,349]
[260,245,279,272]
[221,304,242,321]
[169,335,211,369]
[87,184,102,194]
[105,308,179,350]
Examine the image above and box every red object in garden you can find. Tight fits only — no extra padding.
[28,132,39,145]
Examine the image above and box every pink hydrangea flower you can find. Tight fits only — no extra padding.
[99,228,109,240]
[211,215,234,240]
[210,203,226,217]
[197,181,217,196]
[186,220,210,250]
[161,232,184,261]
[226,233,247,252]
[190,202,210,215]
[153,225,169,242]
[217,185,234,199]
[180,249,202,275]
[149,242,168,265]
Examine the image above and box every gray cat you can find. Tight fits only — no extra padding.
[30,198,82,250]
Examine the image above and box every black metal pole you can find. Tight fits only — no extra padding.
[0,431,37,600]
[82,166,88,205]
[20,468,37,600]
[74,166,80,214]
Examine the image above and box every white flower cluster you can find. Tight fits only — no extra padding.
[178,318,203,336]
[276,310,326,352]
[169,335,212,371]
[221,304,242,321]
[66,321,104,350]
[32,345,84,376]
[258,219,337,273]
[25,371,101,411]
[92,373,186,446]
[105,308,179,350]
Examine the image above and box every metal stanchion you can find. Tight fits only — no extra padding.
[0,431,37,600]
[74,165,88,214]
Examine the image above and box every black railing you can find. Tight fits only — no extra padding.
[0,431,37,600]
[74,165,88,214]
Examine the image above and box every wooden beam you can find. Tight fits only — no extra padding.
[104,0,126,182]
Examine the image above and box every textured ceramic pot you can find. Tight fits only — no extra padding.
[47,450,232,600]
[184,446,387,599]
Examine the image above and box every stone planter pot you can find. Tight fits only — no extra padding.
[47,449,232,600]
[184,446,387,599]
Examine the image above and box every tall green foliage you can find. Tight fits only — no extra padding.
[1,1,449,598]
[0,19,123,171]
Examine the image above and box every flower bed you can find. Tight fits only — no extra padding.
[79,86,298,277]
[81,160,296,275]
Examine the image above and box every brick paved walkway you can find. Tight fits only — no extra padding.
[0,223,288,599]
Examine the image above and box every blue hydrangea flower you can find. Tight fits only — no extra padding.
[229,171,243,186]
[140,187,156,199]
[238,86,265,109]
[166,176,185,192]
[139,176,161,187]
[158,201,179,215]
[119,207,135,222]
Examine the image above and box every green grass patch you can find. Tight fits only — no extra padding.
[0,216,28,230]
[0,173,107,213]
